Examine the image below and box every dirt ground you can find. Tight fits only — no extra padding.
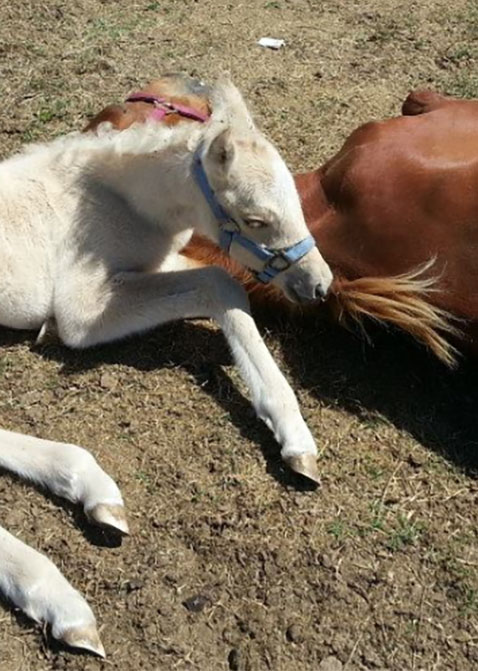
[1,1,477,670]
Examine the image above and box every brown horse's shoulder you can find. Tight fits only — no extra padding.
[320,120,394,205]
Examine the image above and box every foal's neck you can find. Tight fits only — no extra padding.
[92,125,215,240]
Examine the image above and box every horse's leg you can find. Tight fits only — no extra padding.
[0,429,128,533]
[401,89,456,116]
[0,525,104,655]
[54,266,320,482]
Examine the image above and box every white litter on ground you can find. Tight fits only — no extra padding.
[258,37,285,50]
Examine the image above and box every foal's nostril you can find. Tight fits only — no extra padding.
[314,283,329,301]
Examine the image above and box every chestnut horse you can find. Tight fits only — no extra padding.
[86,75,475,366]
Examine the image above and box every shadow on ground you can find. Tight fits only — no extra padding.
[1,314,477,479]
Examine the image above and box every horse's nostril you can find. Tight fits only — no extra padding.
[314,283,328,301]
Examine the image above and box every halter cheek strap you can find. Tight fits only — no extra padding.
[192,146,316,284]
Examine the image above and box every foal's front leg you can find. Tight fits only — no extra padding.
[0,429,128,533]
[0,526,104,656]
[55,266,320,482]
[0,429,128,654]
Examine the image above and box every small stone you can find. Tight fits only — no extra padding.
[182,593,209,613]
[321,553,335,569]
[228,648,241,670]
[100,372,117,390]
[125,579,144,593]
[286,623,304,643]
[25,406,44,422]
[408,452,427,467]
[318,656,343,671]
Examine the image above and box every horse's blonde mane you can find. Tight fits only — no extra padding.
[330,259,461,368]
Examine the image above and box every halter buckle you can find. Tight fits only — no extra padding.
[268,253,291,271]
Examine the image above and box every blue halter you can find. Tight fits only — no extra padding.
[192,147,316,283]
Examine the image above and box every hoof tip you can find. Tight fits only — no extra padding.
[61,625,105,657]
[285,454,321,485]
[87,503,129,535]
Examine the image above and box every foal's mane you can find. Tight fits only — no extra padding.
[17,78,248,164]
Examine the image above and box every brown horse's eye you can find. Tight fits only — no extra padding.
[246,219,268,229]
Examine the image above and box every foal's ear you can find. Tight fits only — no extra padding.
[207,129,236,167]
[210,76,255,131]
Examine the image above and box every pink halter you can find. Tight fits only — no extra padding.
[126,93,209,123]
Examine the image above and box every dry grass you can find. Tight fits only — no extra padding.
[1,1,478,670]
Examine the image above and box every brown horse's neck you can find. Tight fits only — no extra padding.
[294,170,354,281]
[295,169,329,225]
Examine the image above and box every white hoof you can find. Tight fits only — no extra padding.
[86,503,129,535]
[284,453,321,485]
[61,624,105,657]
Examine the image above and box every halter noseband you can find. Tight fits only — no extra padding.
[126,93,210,123]
[192,146,316,284]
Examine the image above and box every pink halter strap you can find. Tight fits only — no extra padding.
[126,93,209,123]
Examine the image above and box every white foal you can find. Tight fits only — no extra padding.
[0,77,332,655]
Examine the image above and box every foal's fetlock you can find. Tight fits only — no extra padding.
[86,502,129,535]
[258,398,321,484]
[61,445,129,534]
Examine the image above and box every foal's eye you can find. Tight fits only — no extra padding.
[245,218,268,229]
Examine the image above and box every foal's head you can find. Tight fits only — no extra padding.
[195,79,333,303]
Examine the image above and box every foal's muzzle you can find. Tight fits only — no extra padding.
[286,279,330,304]
[282,252,333,304]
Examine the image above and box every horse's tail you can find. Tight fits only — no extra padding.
[329,260,461,368]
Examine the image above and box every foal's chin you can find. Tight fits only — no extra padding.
[279,272,333,305]
[281,285,324,305]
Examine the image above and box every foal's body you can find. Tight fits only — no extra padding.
[0,80,332,654]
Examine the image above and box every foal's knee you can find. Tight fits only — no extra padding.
[207,267,250,314]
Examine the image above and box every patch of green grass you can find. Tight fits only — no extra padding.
[135,470,151,484]
[366,465,384,480]
[265,1,281,8]
[357,500,387,537]
[87,12,157,42]
[146,1,161,10]
[387,513,424,551]
[445,73,478,100]
[460,588,478,617]
[34,100,69,125]
[327,518,348,541]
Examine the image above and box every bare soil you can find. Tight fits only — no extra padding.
[0,1,477,670]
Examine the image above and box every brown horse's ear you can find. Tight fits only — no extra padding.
[84,104,126,132]
[402,90,450,116]
[207,128,235,166]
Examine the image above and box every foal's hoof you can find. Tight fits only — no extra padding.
[285,454,321,485]
[61,624,106,657]
[87,503,130,535]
